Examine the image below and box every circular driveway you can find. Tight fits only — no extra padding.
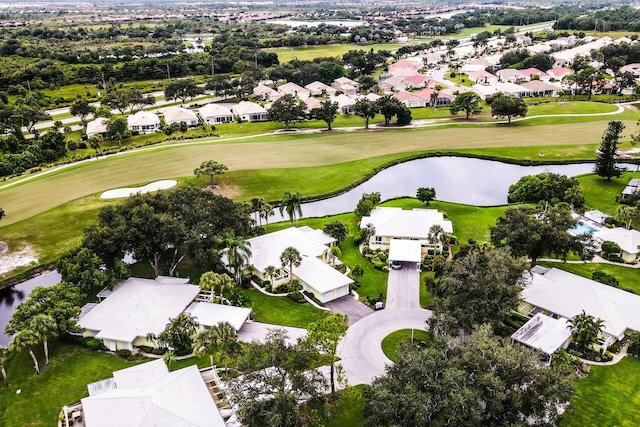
[337,307,432,385]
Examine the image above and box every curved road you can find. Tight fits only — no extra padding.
[338,263,432,385]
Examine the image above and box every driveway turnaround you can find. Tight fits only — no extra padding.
[337,262,431,385]
[325,295,373,325]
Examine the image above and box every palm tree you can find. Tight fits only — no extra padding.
[163,350,176,368]
[225,237,252,287]
[0,346,9,387]
[280,246,302,284]
[216,274,235,304]
[199,271,218,302]
[260,203,275,232]
[568,310,605,353]
[29,314,57,366]
[264,265,277,287]
[279,191,303,226]
[250,197,266,226]
[428,224,449,252]
[361,223,376,246]
[617,205,639,230]
[192,328,218,367]
[11,329,41,374]
[429,91,439,109]
[213,322,241,372]
[329,245,342,266]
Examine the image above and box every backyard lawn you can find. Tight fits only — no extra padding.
[560,357,640,427]
[239,289,328,328]
[325,385,368,427]
[578,171,640,215]
[0,340,147,427]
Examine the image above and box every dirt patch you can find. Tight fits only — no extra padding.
[206,184,242,199]
[0,242,38,275]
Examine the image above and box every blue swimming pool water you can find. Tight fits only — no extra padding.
[571,222,598,234]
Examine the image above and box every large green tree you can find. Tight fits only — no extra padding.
[508,172,583,206]
[491,204,588,265]
[365,325,575,427]
[228,329,327,427]
[486,92,527,124]
[106,116,129,146]
[164,79,203,103]
[194,160,228,187]
[376,95,403,126]
[154,313,199,355]
[311,99,339,130]
[416,187,436,205]
[268,94,306,130]
[353,98,379,129]
[57,247,115,292]
[322,220,348,242]
[70,99,96,127]
[448,91,482,120]
[428,246,527,335]
[594,120,626,180]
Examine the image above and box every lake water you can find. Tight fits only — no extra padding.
[0,271,61,347]
[269,157,638,222]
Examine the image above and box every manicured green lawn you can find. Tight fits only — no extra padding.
[578,171,640,215]
[538,262,640,294]
[239,289,328,328]
[262,43,402,63]
[419,271,433,308]
[381,329,432,362]
[446,73,474,87]
[325,384,368,427]
[0,340,147,427]
[560,357,640,427]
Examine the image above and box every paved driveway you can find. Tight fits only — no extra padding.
[386,263,420,309]
[337,308,431,385]
[238,322,306,346]
[337,262,430,385]
[325,295,373,325]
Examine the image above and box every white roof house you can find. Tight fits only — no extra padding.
[520,80,561,97]
[199,103,234,125]
[497,68,526,83]
[304,97,322,112]
[277,82,310,100]
[86,118,109,138]
[253,83,281,101]
[388,239,422,263]
[229,227,351,303]
[304,81,336,96]
[78,277,200,351]
[330,94,357,115]
[593,227,640,262]
[81,359,224,427]
[332,77,359,95]
[162,106,199,127]
[126,111,160,134]
[186,302,252,331]
[522,267,640,342]
[511,313,572,355]
[361,207,453,239]
[231,101,268,122]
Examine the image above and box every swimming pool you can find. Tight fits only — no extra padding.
[570,222,598,235]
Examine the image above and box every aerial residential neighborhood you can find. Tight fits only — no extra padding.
[2,1,640,426]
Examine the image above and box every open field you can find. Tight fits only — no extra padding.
[578,171,640,215]
[560,357,640,427]
[263,42,402,63]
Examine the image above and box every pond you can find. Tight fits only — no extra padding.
[0,271,61,347]
[269,156,639,222]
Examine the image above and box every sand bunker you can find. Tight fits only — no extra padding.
[0,243,38,275]
[100,180,177,199]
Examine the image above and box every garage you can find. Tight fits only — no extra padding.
[388,239,422,270]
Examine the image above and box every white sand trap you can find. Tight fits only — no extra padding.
[100,180,177,199]
[0,243,38,275]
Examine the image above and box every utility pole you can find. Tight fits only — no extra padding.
[101,72,107,90]
[166,64,171,80]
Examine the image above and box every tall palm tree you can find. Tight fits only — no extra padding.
[280,246,302,284]
[361,223,376,246]
[225,237,252,287]
[568,310,605,353]
[261,203,275,232]
[329,245,342,266]
[192,328,219,367]
[29,314,57,366]
[428,224,449,253]
[11,329,41,374]
[216,273,235,304]
[264,265,277,287]
[0,346,9,387]
[213,322,241,372]
[279,192,303,226]
[199,271,218,302]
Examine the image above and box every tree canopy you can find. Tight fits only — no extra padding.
[428,246,527,335]
[311,99,338,131]
[365,325,576,427]
[416,187,436,205]
[164,79,203,103]
[486,92,527,124]
[353,98,379,129]
[268,94,306,129]
[507,172,584,207]
[448,91,482,120]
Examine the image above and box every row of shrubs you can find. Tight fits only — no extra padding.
[591,270,636,294]
[567,346,614,363]
[362,246,389,271]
